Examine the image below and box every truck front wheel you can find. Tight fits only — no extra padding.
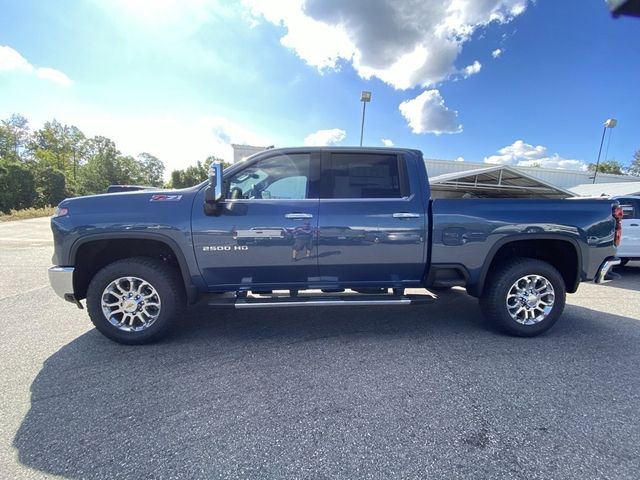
[86,257,185,344]
[479,258,566,337]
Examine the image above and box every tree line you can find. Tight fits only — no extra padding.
[0,113,228,213]
[588,158,640,176]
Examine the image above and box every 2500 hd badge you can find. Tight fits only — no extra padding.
[202,245,249,252]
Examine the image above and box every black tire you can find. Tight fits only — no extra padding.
[86,257,185,344]
[479,258,566,337]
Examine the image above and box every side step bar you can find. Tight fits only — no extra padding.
[208,293,435,309]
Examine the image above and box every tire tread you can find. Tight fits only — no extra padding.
[86,256,185,344]
[480,257,566,337]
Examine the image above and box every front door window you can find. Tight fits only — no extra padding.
[228,154,312,200]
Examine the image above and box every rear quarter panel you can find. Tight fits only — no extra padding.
[430,198,617,292]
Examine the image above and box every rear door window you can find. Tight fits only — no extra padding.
[322,153,408,199]
[618,198,637,219]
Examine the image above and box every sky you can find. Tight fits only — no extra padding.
[1,0,639,177]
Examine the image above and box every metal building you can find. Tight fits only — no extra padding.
[231,144,272,164]
[429,165,575,199]
[569,182,640,197]
[425,158,638,189]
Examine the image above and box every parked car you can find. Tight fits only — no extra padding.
[49,147,622,344]
[613,196,640,265]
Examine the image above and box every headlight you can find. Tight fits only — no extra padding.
[53,206,69,218]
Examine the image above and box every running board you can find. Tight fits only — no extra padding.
[207,293,435,309]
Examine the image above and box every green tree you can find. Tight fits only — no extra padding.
[118,155,144,185]
[0,159,36,212]
[32,164,66,208]
[66,125,89,187]
[587,159,623,175]
[0,114,30,161]
[629,150,640,177]
[170,161,208,188]
[169,156,228,188]
[137,152,165,186]
[79,137,157,194]
[28,121,88,196]
[78,136,123,194]
[205,156,232,171]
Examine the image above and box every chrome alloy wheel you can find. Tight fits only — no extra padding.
[101,277,161,332]
[505,274,555,325]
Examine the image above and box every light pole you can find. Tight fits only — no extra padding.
[592,118,617,184]
[359,91,371,146]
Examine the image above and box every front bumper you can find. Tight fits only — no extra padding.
[594,257,621,284]
[48,266,75,301]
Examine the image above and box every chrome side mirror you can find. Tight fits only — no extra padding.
[204,161,223,215]
[204,161,223,203]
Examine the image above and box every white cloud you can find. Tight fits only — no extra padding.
[0,45,73,86]
[304,128,346,146]
[243,1,354,70]
[492,48,503,58]
[455,156,465,162]
[462,60,482,78]
[244,0,528,90]
[381,138,394,147]
[35,67,74,87]
[0,45,33,72]
[484,140,587,170]
[399,89,462,135]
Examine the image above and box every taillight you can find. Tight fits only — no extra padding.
[613,206,623,247]
[613,206,624,221]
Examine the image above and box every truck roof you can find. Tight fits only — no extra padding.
[248,146,423,158]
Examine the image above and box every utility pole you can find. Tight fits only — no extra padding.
[359,91,372,146]
[592,118,617,184]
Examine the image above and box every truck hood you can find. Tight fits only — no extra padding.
[57,185,201,213]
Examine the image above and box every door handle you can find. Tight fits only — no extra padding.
[285,213,313,219]
[631,224,639,227]
[392,212,420,219]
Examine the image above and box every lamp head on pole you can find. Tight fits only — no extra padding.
[360,91,372,102]
[604,118,617,128]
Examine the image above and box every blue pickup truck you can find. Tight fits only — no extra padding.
[49,147,622,344]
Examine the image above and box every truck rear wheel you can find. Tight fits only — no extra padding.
[86,257,185,344]
[479,258,566,337]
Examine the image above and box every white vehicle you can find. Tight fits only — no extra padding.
[614,196,640,265]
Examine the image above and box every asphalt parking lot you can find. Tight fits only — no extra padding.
[1,217,639,479]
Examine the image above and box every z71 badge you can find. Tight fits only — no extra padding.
[150,194,182,202]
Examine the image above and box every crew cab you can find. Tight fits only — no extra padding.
[48,147,622,344]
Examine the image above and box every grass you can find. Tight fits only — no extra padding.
[0,206,55,222]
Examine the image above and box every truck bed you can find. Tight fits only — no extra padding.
[429,198,618,295]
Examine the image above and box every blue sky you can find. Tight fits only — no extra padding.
[1,0,639,176]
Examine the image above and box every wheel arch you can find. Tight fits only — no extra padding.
[469,235,582,297]
[70,233,198,303]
